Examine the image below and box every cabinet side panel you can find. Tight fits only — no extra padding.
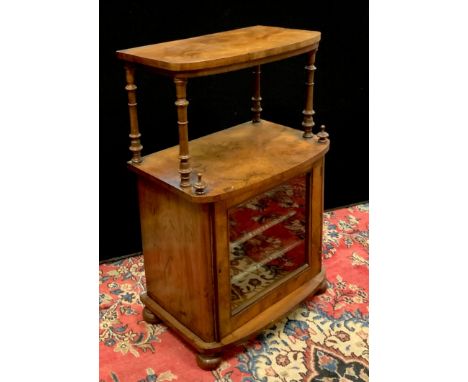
[138,178,215,342]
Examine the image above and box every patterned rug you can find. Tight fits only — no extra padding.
[99,203,369,382]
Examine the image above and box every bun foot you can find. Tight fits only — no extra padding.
[315,279,328,295]
[142,307,161,324]
[196,353,222,371]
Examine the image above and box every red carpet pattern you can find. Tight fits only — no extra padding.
[99,203,369,382]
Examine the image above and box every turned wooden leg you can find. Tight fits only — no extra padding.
[302,49,317,138]
[315,279,328,295]
[142,307,161,324]
[174,77,191,187]
[124,65,143,164]
[251,65,262,123]
[196,353,222,371]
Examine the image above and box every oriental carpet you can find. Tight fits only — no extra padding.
[99,203,369,382]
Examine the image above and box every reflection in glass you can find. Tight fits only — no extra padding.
[229,175,307,310]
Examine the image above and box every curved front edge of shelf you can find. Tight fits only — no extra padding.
[129,120,330,205]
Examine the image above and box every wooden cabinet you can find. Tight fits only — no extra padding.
[116,25,330,370]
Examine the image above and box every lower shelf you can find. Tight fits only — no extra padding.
[140,268,325,354]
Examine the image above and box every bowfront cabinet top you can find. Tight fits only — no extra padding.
[116,25,321,76]
[131,120,329,203]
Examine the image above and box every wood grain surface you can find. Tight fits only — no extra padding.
[138,177,217,342]
[129,119,329,203]
[117,26,320,73]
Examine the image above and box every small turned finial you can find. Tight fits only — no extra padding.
[317,125,329,143]
[193,172,207,195]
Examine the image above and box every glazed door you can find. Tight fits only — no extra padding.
[229,174,309,311]
[215,159,324,338]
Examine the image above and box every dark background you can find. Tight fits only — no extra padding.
[100,0,368,261]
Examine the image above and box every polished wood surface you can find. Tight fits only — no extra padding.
[117,26,320,74]
[138,177,217,342]
[129,119,329,203]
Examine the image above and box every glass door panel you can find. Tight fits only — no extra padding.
[229,175,308,311]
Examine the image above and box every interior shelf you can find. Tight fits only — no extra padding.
[230,210,297,249]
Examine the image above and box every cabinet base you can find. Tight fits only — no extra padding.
[140,269,326,370]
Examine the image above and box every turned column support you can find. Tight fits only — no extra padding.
[174,77,192,187]
[302,50,318,138]
[124,65,143,163]
[251,65,262,123]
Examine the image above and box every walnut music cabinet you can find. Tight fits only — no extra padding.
[116,25,330,370]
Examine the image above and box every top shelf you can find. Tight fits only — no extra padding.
[116,26,320,77]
